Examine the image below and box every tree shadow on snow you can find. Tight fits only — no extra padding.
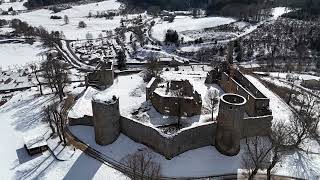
[10,95,55,132]
[286,150,320,179]
[63,152,102,180]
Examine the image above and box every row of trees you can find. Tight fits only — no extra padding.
[122,0,272,21]
[30,52,71,101]
[23,0,80,9]
[10,18,64,47]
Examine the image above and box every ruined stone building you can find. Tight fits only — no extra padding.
[146,78,202,117]
[86,60,114,88]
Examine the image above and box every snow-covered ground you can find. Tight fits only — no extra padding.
[0,88,128,179]
[0,41,46,70]
[0,0,27,11]
[69,125,243,178]
[69,73,146,119]
[1,0,122,40]
[256,72,320,81]
[151,16,236,42]
[271,7,290,20]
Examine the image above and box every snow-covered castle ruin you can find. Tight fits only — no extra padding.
[69,64,273,159]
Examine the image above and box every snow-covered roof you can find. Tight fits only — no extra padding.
[23,135,47,150]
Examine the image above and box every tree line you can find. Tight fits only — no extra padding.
[9,18,64,47]
[23,0,80,9]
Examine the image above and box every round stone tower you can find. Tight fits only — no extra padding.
[92,95,120,146]
[215,93,246,156]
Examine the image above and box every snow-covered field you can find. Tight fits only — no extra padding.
[0,41,46,70]
[151,16,236,42]
[0,0,27,11]
[1,0,122,40]
[256,72,320,81]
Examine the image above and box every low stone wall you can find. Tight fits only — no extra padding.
[242,115,273,138]
[69,116,93,126]
[120,116,216,159]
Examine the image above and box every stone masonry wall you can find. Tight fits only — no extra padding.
[120,116,216,159]
[69,116,93,126]
[87,69,114,87]
[92,99,120,145]
[242,115,273,138]
[219,72,270,117]
[68,114,271,158]
[151,92,202,116]
[233,70,266,98]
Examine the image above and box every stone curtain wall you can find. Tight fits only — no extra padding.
[69,116,93,126]
[68,114,271,158]
[120,116,216,159]
[234,70,266,98]
[242,115,273,138]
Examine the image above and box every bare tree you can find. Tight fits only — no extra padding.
[86,32,93,40]
[29,63,43,95]
[266,121,291,180]
[116,49,127,70]
[287,113,316,149]
[122,149,161,180]
[242,136,272,180]
[205,87,219,121]
[63,15,69,24]
[46,104,64,143]
[143,55,161,82]
[227,41,234,64]
[44,106,55,136]
[41,52,71,101]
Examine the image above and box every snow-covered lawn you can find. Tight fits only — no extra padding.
[0,41,46,70]
[0,88,127,179]
[69,74,146,119]
[151,16,236,42]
